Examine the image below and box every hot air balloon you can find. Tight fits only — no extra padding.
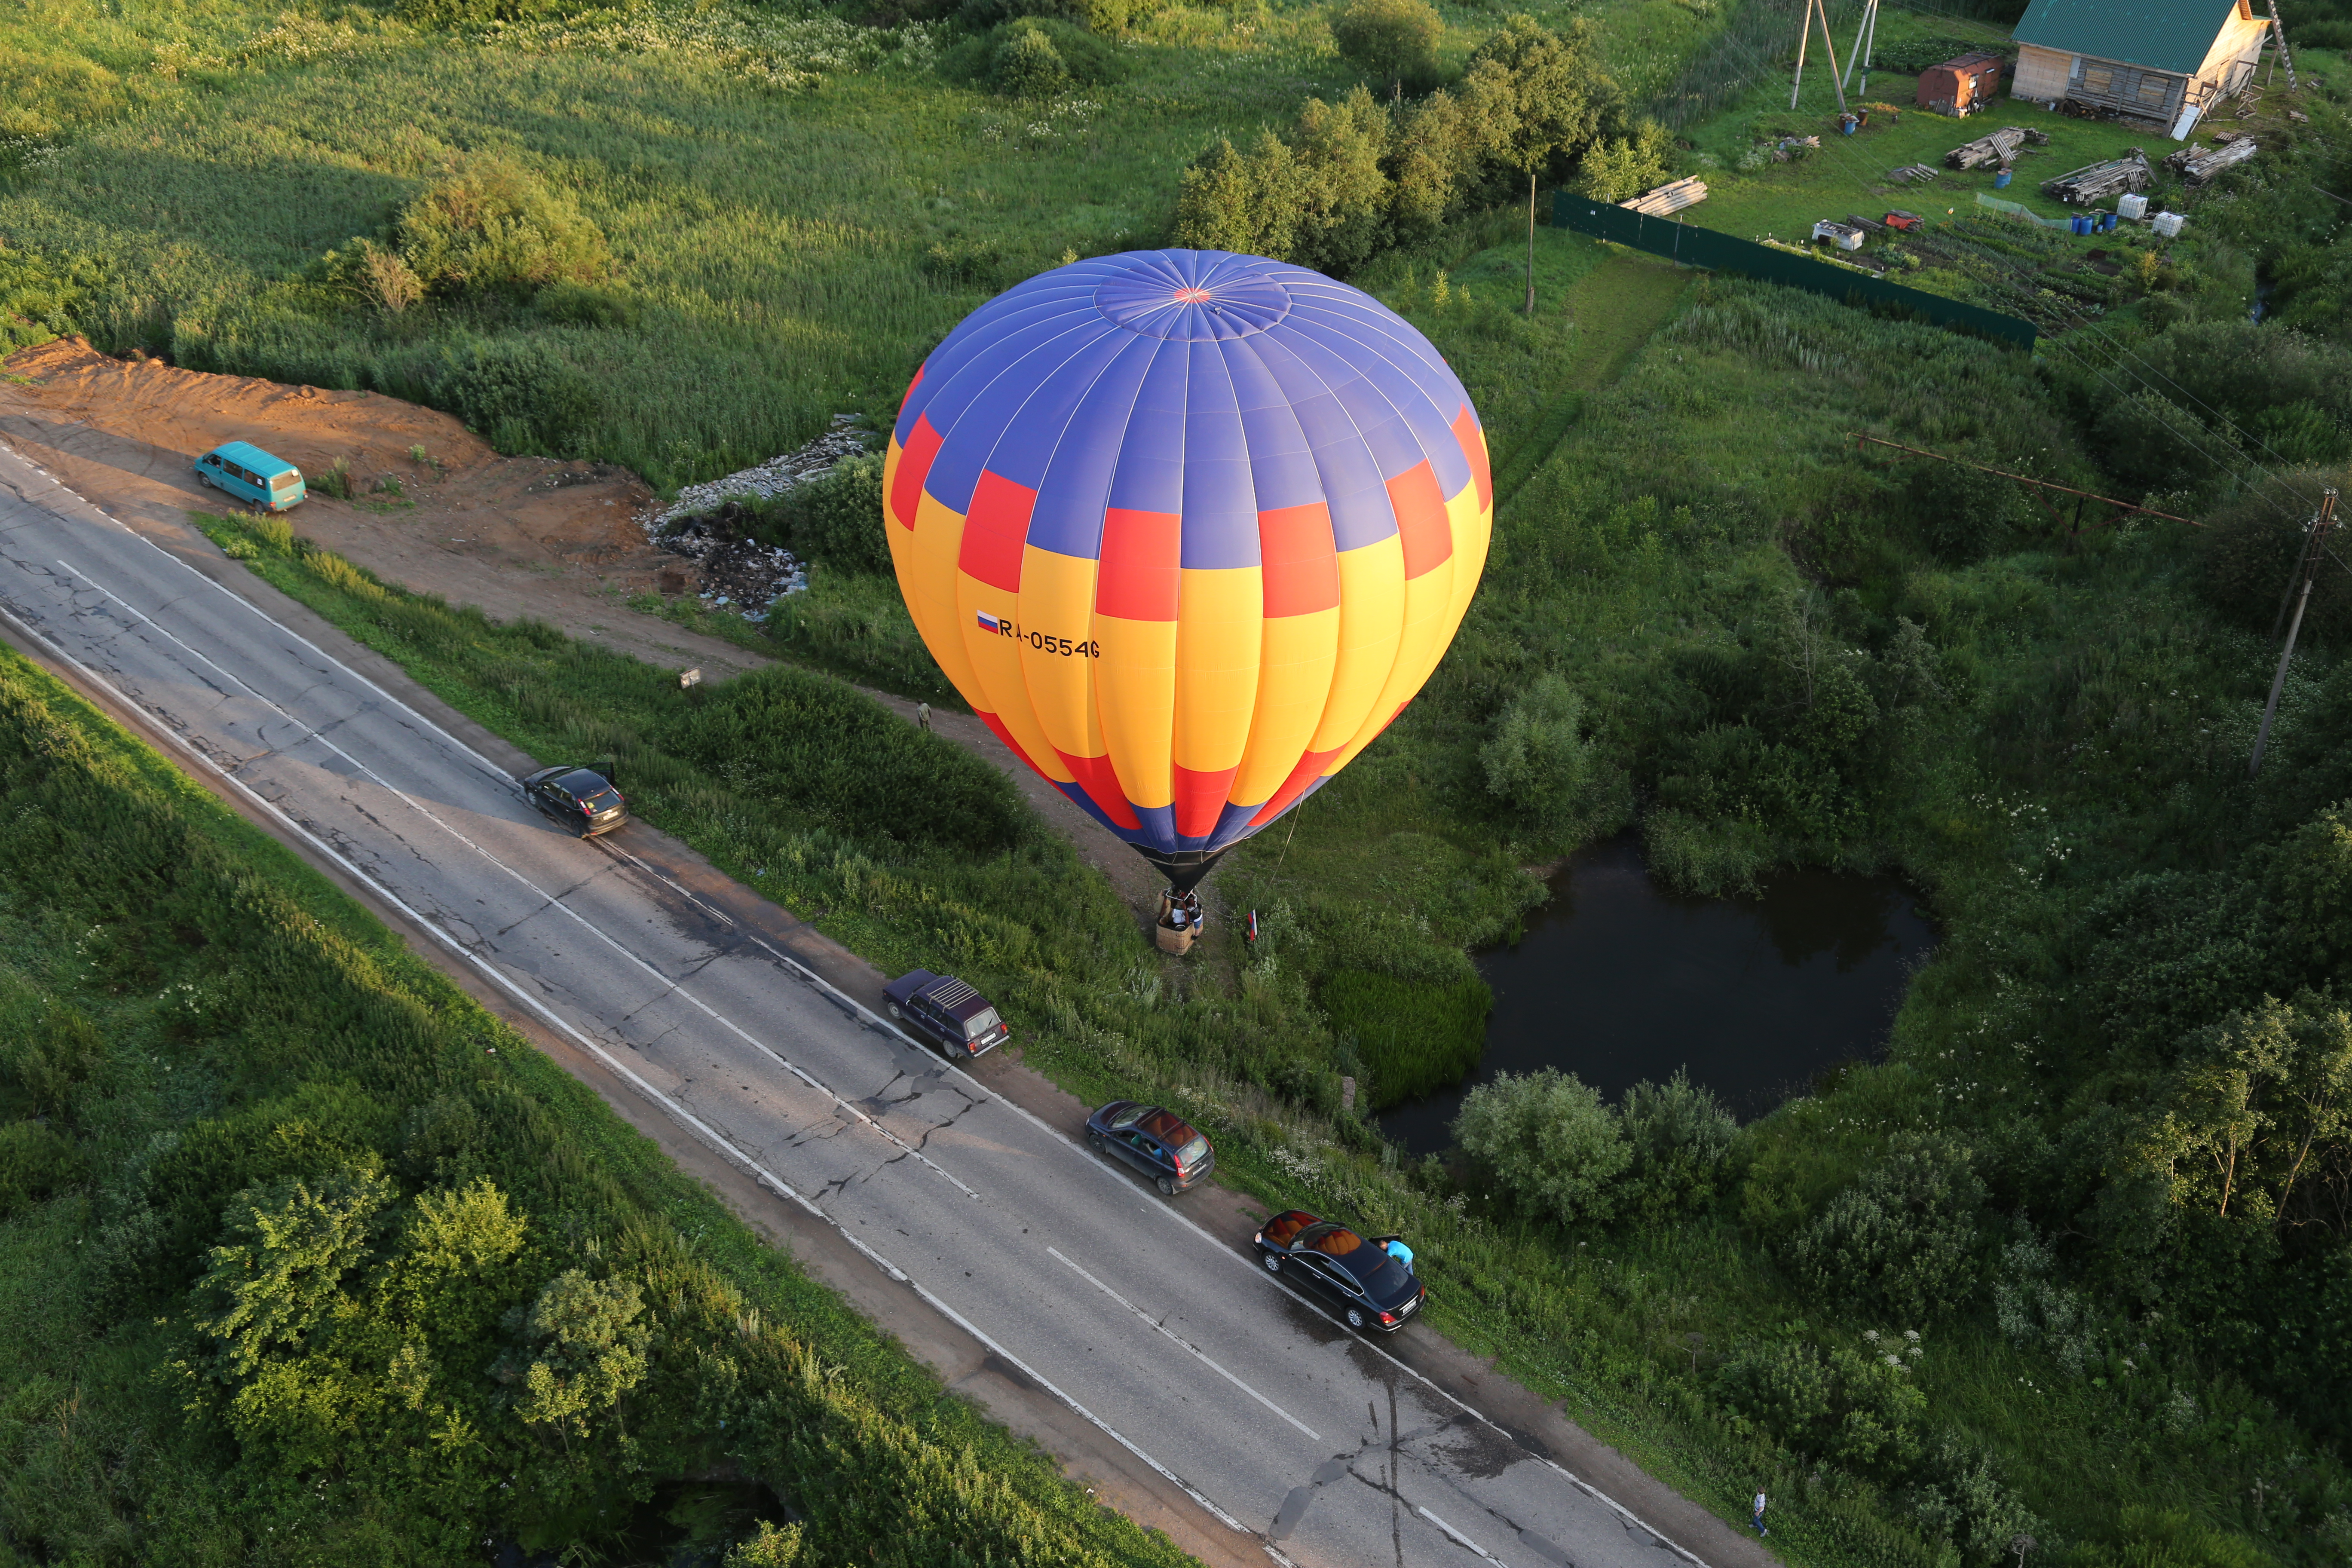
[883,249,1491,898]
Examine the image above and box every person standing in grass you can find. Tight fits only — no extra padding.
[1752,1490,1768,1537]
[916,701,931,732]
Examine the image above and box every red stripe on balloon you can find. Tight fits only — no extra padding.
[1172,762,1239,840]
[1257,502,1340,617]
[1247,746,1342,828]
[1452,403,1491,514]
[1094,508,1180,621]
[1054,748,1143,830]
[959,470,1036,593]
[890,412,943,531]
[975,709,1043,777]
[1387,460,1453,580]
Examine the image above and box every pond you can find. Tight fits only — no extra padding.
[1378,837,1938,1155]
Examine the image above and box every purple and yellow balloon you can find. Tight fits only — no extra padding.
[883,249,1492,891]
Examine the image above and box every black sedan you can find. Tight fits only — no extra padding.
[1084,1101,1213,1196]
[1253,1210,1424,1333]
[523,766,627,836]
[883,969,1010,1058]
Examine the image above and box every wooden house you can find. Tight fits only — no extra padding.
[2010,0,2270,137]
[1917,51,2006,116]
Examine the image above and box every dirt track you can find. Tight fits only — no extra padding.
[0,336,1167,910]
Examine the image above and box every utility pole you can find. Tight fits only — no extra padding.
[2251,487,2337,778]
[1527,170,1537,315]
[1843,0,1880,101]
[1790,0,1812,110]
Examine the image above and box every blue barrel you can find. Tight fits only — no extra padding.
[2070,214,2092,236]
[1994,170,2012,189]
[2100,212,2119,233]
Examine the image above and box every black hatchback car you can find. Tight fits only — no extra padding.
[523,766,627,836]
[1254,1209,1424,1333]
[884,970,1010,1058]
[1084,1101,1213,1196]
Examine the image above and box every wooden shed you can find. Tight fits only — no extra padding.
[1918,51,2006,116]
[2009,0,2270,138]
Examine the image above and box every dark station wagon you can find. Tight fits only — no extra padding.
[1084,1100,1213,1196]
[1254,1209,1424,1333]
[523,766,627,836]
[884,969,1010,1058]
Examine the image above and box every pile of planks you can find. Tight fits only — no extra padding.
[2167,136,2260,183]
[1890,162,1941,183]
[1621,176,1709,216]
[1945,125,2049,169]
[2043,148,2151,204]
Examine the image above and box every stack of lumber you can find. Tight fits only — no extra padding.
[1845,213,1893,233]
[2166,137,2260,183]
[1621,177,1709,216]
[2043,149,2151,204]
[1890,163,1941,183]
[1947,126,2027,168]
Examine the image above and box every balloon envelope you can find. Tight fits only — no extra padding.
[883,249,1491,882]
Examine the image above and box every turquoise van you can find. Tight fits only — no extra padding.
[194,441,306,511]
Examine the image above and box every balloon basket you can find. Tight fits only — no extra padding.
[1153,888,1202,954]
[1154,922,1196,955]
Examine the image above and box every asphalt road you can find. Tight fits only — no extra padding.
[0,446,1704,1568]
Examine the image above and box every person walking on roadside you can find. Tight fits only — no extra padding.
[916,701,931,732]
[1752,1490,1768,1537]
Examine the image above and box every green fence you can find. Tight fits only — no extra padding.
[1551,193,2039,351]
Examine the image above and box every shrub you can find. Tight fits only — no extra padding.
[775,453,891,576]
[395,155,610,299]
[1618,1069,1738,1221]
[1712,1332,1926,1476]
[922,237,1008,292]
[992,21,1072,99]
[1452,1067,1630,1226]
[1793,1132,1986,1323]
[535,282,639,329]
[940,15,1126,88]
[1479,674,1593,832]
[432,337,600,456]
[959,0,1140,35]
[1318,969,1491,1109]
[1329,0,1444,97]
[658,664,1027,851]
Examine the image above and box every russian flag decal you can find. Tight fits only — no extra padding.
[976,610,1002,634]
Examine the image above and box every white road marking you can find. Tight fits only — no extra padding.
[1047,1247,1322,1441]
[52,551,977,1201]
[1418,1505,1509,1565]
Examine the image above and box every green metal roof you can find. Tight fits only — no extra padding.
[2012,0,2242,74]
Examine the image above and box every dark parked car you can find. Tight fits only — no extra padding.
[884,970,1010,1058]
[1253,1209,1424,1333]
[1084,1101,1213,1196]
[523,766,627,836]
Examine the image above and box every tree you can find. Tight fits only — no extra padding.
[1329,0,1442,99]
[1573,119,1671,204]
[1461,15,1617,312]
[506,1269,652,1451]
[992,20,1071,100]
[196,1164,394,1377]
[1452,1067,1631,1226]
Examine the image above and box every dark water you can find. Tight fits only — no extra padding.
[1379,837,1937,1154]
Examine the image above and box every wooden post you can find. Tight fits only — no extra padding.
[1527,169,1537,314]
[1790,0,1813,110]
[2251,487,2337,777]
[1816,0,1850,115]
